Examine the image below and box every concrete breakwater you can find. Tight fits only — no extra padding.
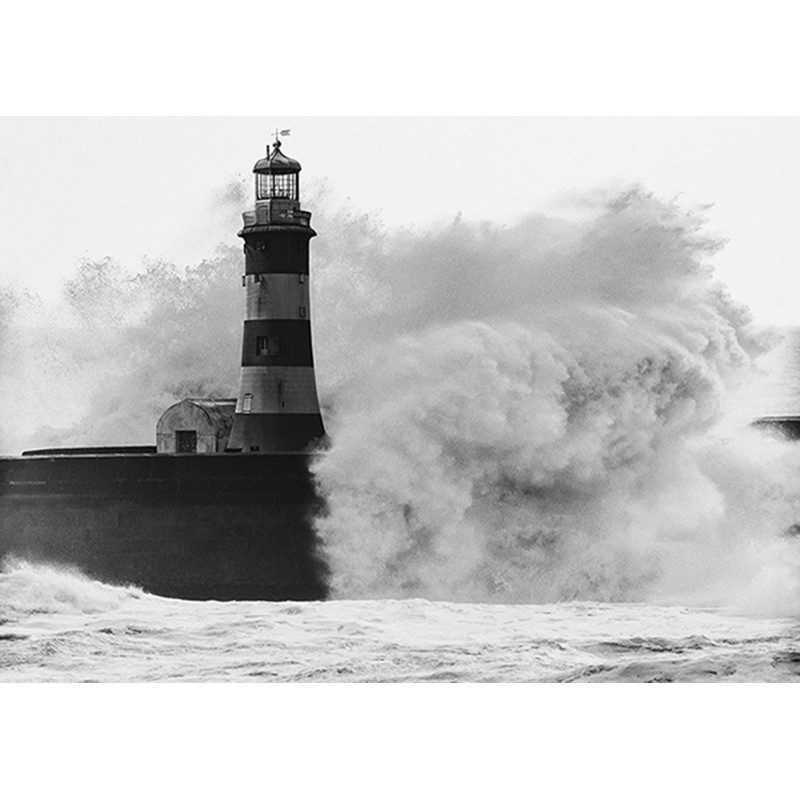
[0,453,328,600]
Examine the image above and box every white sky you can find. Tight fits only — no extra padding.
[2,116,800,326]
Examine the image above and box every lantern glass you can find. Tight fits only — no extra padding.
[256,173,298,201]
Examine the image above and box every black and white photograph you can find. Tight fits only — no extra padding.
[4,116,800,685]
[2,4,799,796]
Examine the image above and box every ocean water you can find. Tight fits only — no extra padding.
[1,559,799,683]
[5,193,800,684]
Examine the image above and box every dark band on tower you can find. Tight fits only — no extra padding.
[226,135,326,453]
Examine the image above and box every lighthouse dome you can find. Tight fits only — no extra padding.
[253,144,301,175]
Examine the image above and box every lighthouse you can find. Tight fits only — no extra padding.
[226,134,326,453]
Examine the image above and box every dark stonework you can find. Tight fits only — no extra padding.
[0,453,329,601]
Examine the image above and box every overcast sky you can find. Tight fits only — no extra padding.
[2,116,800,326]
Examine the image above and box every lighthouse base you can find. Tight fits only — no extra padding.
[227,413,326,453]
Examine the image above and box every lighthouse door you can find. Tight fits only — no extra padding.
[176,430,198,453]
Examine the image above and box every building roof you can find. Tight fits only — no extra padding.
[156,398,236,433]
[253,143,301,175]
[182,399,236,429]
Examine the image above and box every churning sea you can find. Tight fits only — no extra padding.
[5,330,800,684]
[1,559,799,682]
[5,202,800,684]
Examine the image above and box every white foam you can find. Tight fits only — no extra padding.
[0,556,144,617]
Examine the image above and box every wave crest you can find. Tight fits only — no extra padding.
[312,188,800,604]
[0,557,144,617]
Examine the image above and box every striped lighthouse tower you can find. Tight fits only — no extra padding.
[227,133,326,453]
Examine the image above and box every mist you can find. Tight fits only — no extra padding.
[309,188,800,607]
[2,181,799,608]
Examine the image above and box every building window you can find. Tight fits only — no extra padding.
[176,430,197,453]
[256,336,281,356]
[243,393,253,413]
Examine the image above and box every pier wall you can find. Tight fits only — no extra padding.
[0,453,328,600]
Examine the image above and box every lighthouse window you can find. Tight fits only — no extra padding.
[256,173,298,201]
[273,174,294,198]
[256,336,281,356]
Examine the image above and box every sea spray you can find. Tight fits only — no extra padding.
[3,182,800,609]
[0,250,242,453]
[311,188,800,604]
[0,181,364,453]
[0,557,143,617]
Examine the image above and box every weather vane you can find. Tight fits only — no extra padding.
[273,127,291,148]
